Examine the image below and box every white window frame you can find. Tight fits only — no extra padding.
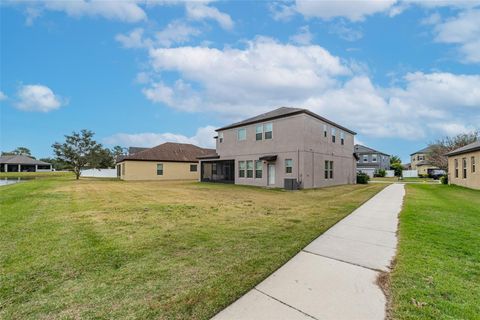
[264,123,273,139]
[363,155,368,162]
[255,125,263,141]
[237,128,246,141]
[372,154,377,162]
[218,132,224,143]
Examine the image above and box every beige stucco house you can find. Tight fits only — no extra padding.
[446,141,479,190]
[410,146,439,176]
[199,107,357,189]
[116,142,214,181]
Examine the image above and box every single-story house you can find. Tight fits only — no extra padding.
[355,144,391,177]
[198,107,357,189]
[116,142,214,181]
[410,146,439,176]
[445,141,479,190]
[0,155,52,172]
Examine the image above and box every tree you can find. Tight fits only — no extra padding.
[92,148,115,168]
[52,129,103,180]
[111,145,126,162]
[39,157,70,171]
[389,155,403,177]
[1,147,33,157]
[427,131,479,171]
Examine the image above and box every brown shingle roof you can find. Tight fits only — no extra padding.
[445,140,480,156]
[117,142,215,163]
[0,155,51,165]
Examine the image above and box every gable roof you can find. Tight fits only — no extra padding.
[216,107,356,135]
[128,147,149,155]
[410,146,433,156]
[117,142,215,163]
[445,140,480,157]
[354,144,390,156]
[0,155,50,165]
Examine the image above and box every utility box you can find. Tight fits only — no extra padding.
[284,178,299,190]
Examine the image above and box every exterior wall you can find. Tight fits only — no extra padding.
[216,113,355,188]
[416,164,432,176]
[448,150,480,190]
[118,160,199,181]
[356,153,390,171]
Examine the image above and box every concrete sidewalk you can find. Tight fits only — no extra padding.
[212,183,405,320]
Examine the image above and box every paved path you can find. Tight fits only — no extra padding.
[212,183,405,320]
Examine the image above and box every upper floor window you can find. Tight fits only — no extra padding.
[462,157,467,179]
[472,156,476,173]
[264,123,273,139]
[285,159,293,173]
[454,159,459,178]
[239,161,246,177]
[323,124,327,138]
[340,131,345,145]
[157,163,163,175]
[237,128,246,141]
[331,128,336,143]
[363,155,368,162]
[255,160,262,178]
[190,164,197,172]
[372,154,377,162]
[212,163,217,175]
[255,125,263,141]
[218,132,224,143]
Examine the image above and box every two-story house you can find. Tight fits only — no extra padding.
[354,144,391,177]
[198,107,357,189]
[410,146,439,176]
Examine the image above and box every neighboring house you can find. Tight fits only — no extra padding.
[354,144,391,177]
[116,142,214,181]
[445,141,480,190]
[410,146,439,175]
[0,155,52,172]
[198,107,357,189]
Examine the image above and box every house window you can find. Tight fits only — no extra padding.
[212,163,217,175]
[323,124,327,138]
[454,159,458,178]
[331,128,336,143]
[190,164,197,172]
[122,163,125,175]
[372,154,377,162]
[237,128,246,141]
[363,155,368,162]
[239,161,246,177]
[324,161,334,179]
[264,123,273,139]
[285,159,293,174]
[246,160,254,178]
[255,160,262,178]
[462,158,467,179]
[218,132,224,143]
[340,131,345,145]
[157,163,163,175]
[472,156,476,173]
[256,125,263,141]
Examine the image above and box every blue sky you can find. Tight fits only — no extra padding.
[1,0,479,162]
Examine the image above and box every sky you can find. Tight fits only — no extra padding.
[1,0,479,163]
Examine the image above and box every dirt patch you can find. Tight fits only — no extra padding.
[377,256,398,320]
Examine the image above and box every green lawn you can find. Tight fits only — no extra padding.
[390,184,480,319]
[370,177,436,183]
[0,176,384,320]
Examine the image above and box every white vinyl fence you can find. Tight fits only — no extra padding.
[385,170,395,177]
[402,170,418,178]
[80,168,117,178]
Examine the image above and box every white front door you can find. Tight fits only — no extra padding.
[268,164,276,186]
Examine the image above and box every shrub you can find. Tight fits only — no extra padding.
[357,173,370,184]
[418,174,429,178]
[375,169,386,177]
[440,175,448,184]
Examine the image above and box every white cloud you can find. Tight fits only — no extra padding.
[103,125,217,148]
[328,21,363,41]
[155,20,201,47]
[290,26,313,45]
[21,0,147,24]
[294,0,398,22]
[185,1,233,30]
[115,28,150,49]
[135,37,480,139]
[432,9,480,63]
[15,84,66,112]
[0,91,7,101]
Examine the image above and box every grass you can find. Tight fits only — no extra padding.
[0,176,385,320]
[371,177,436,183]
[0,171,73,179]
[390,184,480,319]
